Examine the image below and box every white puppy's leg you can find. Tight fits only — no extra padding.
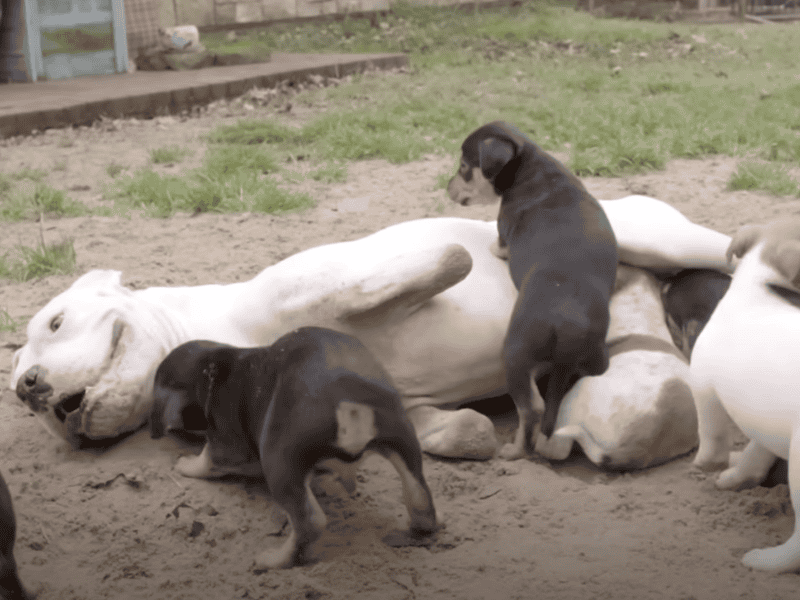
[716,441,777,490]
[405,404,498,460]
[691,382,734,471]
[741,431,800,573]
[176,443,215,478]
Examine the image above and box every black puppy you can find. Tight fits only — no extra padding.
[0,472,31,600]
[661,268,732,360]
[448,121,618,459]
[150,327,437,569]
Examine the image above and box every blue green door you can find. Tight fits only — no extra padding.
[26,0,128,80]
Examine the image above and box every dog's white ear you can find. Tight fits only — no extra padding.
[770,240,800,287]
[69,270,129,293]
[726,225,763,263]
[478,137,517,181]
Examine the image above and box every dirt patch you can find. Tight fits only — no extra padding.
[1,105,800,599]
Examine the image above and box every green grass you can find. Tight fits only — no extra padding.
[206,120,297,145]
[10,167,47,182]
[0,308,18,333]
[110,167,314,217]
[0,183,85,221]
[106,162,125,178]
[197,2,800,177]
[149,145,193,164]
[728,161,800,196]
[203,144,279,176]
[12,3,800,220]
[0,238,77,281]
[309,162,347,183]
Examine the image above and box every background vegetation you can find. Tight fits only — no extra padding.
[3,2,800,281]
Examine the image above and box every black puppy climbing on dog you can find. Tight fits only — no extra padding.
[150,327,437,569]
[449,121,618,460]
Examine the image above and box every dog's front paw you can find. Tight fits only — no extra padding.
[255,542,300,570]
[175,444,215,478]
[716,466,759,491]
[691,449,729,472]
[498,442,526,461]
[490,239,509,261]
[742,540,800,573]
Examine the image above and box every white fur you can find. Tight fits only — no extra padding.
[691,234,800,572]
[11,197,731,462]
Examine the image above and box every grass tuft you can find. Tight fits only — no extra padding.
[728,161,799,196]
[0,308,18,333]
[150,145,194,164]
[206,120,298,145]
[0,238,77,281]
[106,162,125,178]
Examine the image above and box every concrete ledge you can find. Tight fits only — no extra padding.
[0,53,408,138]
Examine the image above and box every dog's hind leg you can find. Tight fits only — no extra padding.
[539,366,577,439]
[258,468,327,569]
[741,430,800,573]
[499,364,545,460]
[716,440,778,491]
[373,419,437,535]
[691,381,734,471]
[382,448,437,535]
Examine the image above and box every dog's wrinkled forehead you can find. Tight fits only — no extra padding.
[461,120,529,162]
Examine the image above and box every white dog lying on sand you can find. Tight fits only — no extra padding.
[11,196,732,465]
[691,218,800,572]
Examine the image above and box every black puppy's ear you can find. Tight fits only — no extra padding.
[477,137,518,182]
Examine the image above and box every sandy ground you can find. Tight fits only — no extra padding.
[2,86,800,599]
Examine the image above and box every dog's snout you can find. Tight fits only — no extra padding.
[23,371,38,388]
[15,365,54,413]
[17,365,49,395]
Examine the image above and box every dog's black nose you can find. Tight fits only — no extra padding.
[15,365,54,413]
[17,365,50,396]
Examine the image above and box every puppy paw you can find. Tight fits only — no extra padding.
[742,544,800,573]
[490,239,509,261]
[716,467,759,491]
[255,544,299,570]
[691,453,728,473]
[498,442,526,461]
[175,454,212,478]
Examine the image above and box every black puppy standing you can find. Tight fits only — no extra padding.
[150,327,437,569]
[0,472,31,600]
[448,121,618,459]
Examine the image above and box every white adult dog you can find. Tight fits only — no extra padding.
[691,218,800,573]
[11,196,732,463]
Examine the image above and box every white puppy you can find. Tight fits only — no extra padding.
[691,218,800,572]
[11,197,732,463]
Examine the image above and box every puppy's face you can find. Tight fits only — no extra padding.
[447,121,527,206]
[150,341,233,438]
